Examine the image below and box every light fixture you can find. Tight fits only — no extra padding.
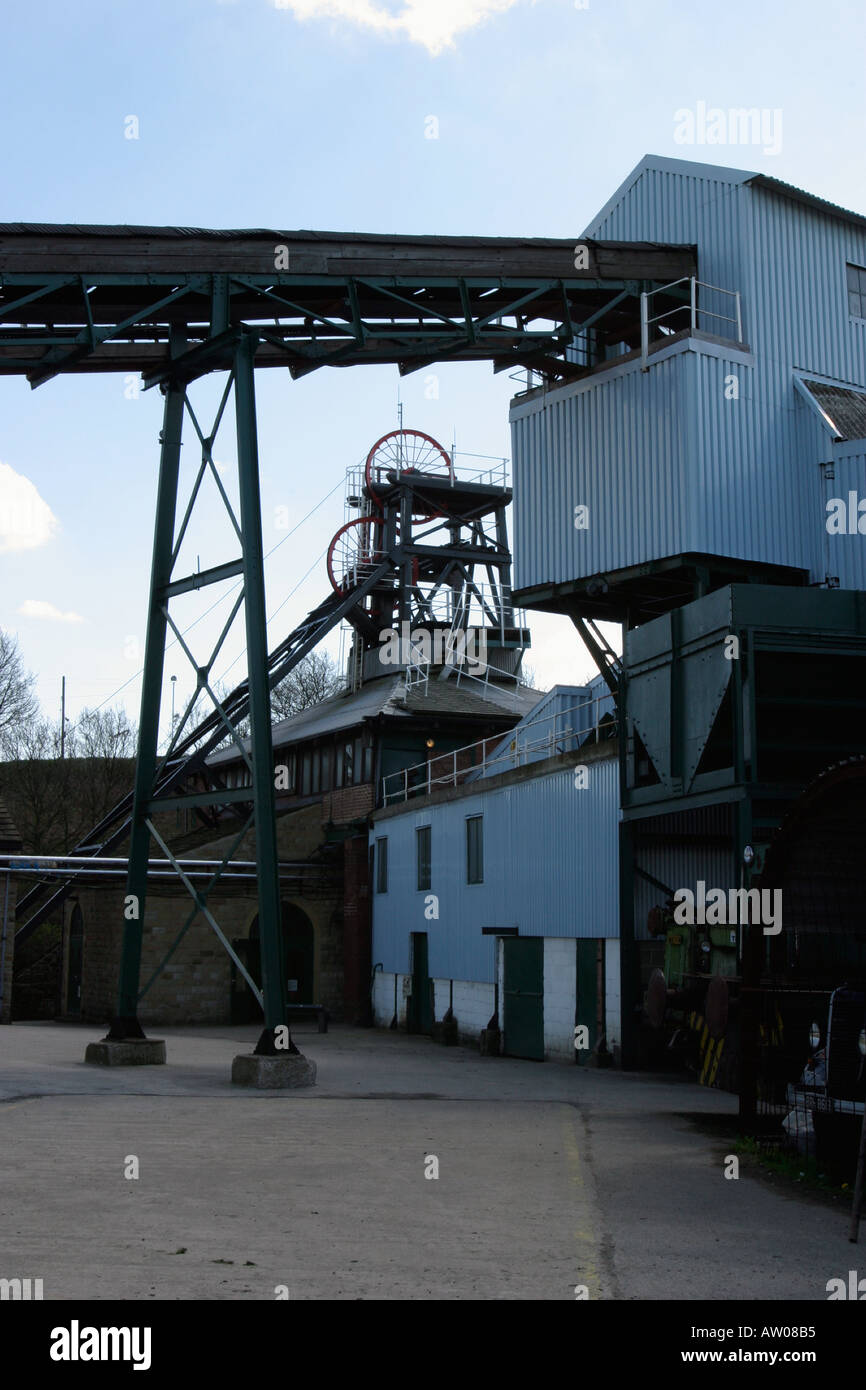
[425,738,435,749]
[743,844,755,866]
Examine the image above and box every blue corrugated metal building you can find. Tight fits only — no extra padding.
[371,155,866,1068]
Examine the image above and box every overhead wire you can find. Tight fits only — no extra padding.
[61,471,347,735]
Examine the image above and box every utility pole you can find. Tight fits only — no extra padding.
[60,676,66,758]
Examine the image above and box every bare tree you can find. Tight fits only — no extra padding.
[517,660,538,690]
[65,706,137,837]
[0,629,38,756]
[185,650,342,758]
[0,707,137,854]
[271,651,342,721]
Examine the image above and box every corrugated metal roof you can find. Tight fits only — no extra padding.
[208,674,541,766]
[0,221,687,253]
[584,155,866,239]
[802,380,866,441]
[746,175,866,232]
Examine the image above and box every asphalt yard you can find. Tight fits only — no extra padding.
[0,1021,853,1300]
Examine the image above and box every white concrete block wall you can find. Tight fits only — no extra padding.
[375,949,620,1064]
[451,981,495,1037]
[432,978,450,1021]
[373,971,411,1028]
[433,980,494,1036]
[604,939,621,1056]
[543,938,577,1059]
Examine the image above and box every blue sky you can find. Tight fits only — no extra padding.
[2,0,865,736]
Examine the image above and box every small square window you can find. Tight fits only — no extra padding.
[466,815,483,884]
[846,263,866,320]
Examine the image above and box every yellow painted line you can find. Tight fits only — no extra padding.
[562,1113,601,1300]
[707,1038,724,1088]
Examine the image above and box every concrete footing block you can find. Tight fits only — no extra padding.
[85,1038,166,1066]
[231,1053,317,1089]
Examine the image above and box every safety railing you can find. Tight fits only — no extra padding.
[380,690,616,805]
[640,276,743,369]
[405,582,527,639]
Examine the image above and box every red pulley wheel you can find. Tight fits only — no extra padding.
[364,428,453,517]
[326,515,386,595]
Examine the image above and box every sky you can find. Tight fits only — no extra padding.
[2,0,865,741]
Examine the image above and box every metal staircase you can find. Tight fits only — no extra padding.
[14,555,394,945]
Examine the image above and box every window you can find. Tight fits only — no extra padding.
[311,745,321,795]
[320,744,330,790]
[274,750,296,794]
[343,740,354,785]
[847,263,866,320]
[416,825,431,891]
[301,750,311,796]
[376,837,388,893]
[353,736,363,784]
[466,815,483,884]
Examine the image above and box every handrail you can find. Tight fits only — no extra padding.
[640,276,743,369]
[380,690,616,805]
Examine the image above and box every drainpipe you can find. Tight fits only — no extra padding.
[0,870,11,1024]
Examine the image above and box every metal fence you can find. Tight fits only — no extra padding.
[745,985,865,1178]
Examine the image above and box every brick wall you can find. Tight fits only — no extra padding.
[342,835,371,1024]
[321,784,374,826]
[76,883,345,1026]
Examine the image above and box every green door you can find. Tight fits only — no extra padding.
[503,937,544,1060]
[575,939,599,1065]
[407,932,432,1034]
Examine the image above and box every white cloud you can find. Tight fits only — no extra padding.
[0,462,59,554]
[273,0,522,55]
[18,599,84,625]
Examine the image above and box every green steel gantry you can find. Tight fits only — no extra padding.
[1,224,696,1057]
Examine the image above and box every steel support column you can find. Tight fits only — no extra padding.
[111,376,185,1038]
[233,332,290,1055]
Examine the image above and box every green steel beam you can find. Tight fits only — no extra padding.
[111,368,186,1038]
[233,331,289,1054]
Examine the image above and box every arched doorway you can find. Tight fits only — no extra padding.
[281,904,315,1005]
[230,904,316,1022]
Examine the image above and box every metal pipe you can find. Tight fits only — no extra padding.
[4,869,309,882]
[640,291,648,370]
[0,855,318,869]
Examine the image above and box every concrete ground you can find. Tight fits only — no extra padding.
[0,1021,854,1301]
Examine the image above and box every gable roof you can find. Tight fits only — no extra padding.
[208,673,543,767]
[584,154,866,238]
[800,379,866,441]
